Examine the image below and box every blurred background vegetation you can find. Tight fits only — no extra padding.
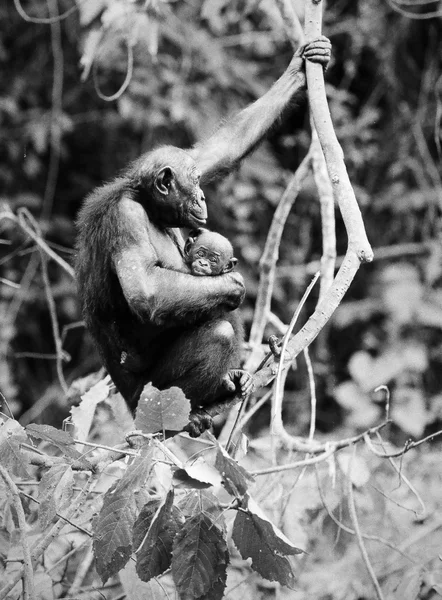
[1,0,442,439]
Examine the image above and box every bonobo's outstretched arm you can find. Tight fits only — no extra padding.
[113,200,245,326]
[190,37,331,183]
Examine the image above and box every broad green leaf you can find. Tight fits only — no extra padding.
[135,384,191,434]
[70,378,110,444]
[173,468,212,490]
[26,424,80,459]
[38,464,74,528]
[215,444,253,496]
[134,490,181,582]
[197,542,229,600]
[172,513,228,600]
[232,495,303,587]
[178,490,224,525]
[0,419,30,478]
[93,446,154,583]
[183,457,223,487]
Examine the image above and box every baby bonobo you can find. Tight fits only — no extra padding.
[183,228,253,430]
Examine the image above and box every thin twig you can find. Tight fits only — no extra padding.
[13,0,79,23]
[18,491,92,537]
[39,250,69,394]
[237,390,272,431]
[46,540,91,574]
[271,272,320,439]
[93,40,134,101]
[252,445,334,476]
[374,431,426,519]
[0,465,35,600]
[347,445,385,600]
[304,347,316,441]
[364,428,442,458]
[41,0,64,221]
[67,545,94,596]
[314,465,417,563]
[386,0,442,19]
[247,152,312,370]
[9,208,75,277]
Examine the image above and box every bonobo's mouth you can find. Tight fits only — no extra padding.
[190,214,207,225]
[192,266,211,275]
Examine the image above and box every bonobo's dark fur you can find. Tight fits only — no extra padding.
[75,38,331,434]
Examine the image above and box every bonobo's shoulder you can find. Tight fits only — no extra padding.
[118,194,148,219]
[77,177,127,226]
[118,193,153,234]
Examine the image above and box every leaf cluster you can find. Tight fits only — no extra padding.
[0,382,303,599]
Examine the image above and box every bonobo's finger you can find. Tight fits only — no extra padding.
[222,376,236,393]
[239,373,254,397]
[304,36,331,48]
[302,37,331,65]
[304,48,331,57]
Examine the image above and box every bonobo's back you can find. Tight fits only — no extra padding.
[75,178,134,328]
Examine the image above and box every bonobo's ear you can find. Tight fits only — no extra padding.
[154,166,173,195]
[223,257,238,273]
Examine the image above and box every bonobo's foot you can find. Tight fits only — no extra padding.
[222,369,254,399]
[184,407,213,438]
[297,35,331,69]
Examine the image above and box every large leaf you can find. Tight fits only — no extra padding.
[178,490,224,526]
[0,419,30,478]
[232,495,303,587]
[176,457,223,488]
[134,490,181,582]
[172,513,228,600]
[93,447,154,583]
[26,424,81,459]
[135,383,191,434]
[38,464,74,528]
[215,444,254,497]
[70,378,110,444]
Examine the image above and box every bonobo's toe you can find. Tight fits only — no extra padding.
[184,408,213,438]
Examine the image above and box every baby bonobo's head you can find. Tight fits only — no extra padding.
[184,228,237,276]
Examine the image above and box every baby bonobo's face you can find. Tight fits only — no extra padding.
[189,243,231,276]
[186,231,237,276]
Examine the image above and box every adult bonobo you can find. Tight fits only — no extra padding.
[76,37,331,434]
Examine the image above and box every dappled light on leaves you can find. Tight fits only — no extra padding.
[135,383,191,434]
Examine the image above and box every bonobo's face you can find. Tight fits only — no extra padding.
[184,230,237,276]
[152,150,207,228]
